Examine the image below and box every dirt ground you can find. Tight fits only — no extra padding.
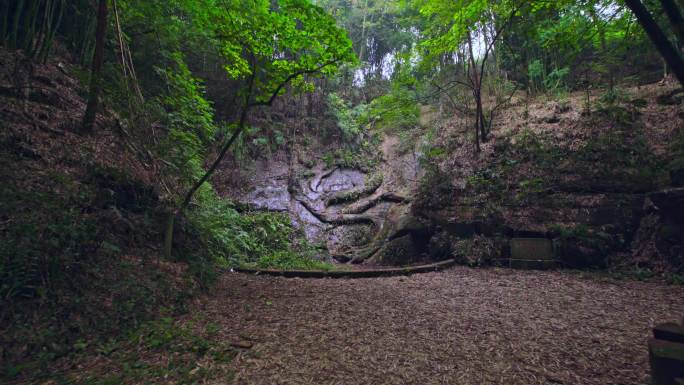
[187,267,684,385]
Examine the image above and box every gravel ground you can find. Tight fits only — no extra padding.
[193,267,684,385]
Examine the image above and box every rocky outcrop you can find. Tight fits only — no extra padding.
[409,107,677,269]
[630,188,684,273]
[650,188,684,225]
[224,157,413,264]
[671,168,684,188]
[364,212,433,266]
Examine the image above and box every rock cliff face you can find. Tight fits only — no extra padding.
[215,134,420,265]
[216,85,683,271]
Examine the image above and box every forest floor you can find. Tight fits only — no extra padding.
[87,266,682,385]
[19,264,684,385]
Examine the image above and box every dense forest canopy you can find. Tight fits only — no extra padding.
[1,0,684,382]
[3,0,680,161]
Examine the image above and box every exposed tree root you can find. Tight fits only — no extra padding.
[330,243,381,263]
[310,167,338,193]
[295,196,377,226]
[343,192,410,214]
[325,173,384,207]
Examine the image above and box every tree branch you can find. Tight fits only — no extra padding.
[248,59,341,108]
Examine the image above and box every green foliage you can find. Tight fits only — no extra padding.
[159,55,217,145]
[528,60,569,95]
[0,161,193,381]
[515,177,546,201]
[185,194,291,266]
[212,0,357,99]
[500,0,656,90]
[544,67,570,95]
[451,235,502,267]
[183,191,329,271]
[156,55,218,185]
[366,64,421,133]
[322,147,379,171]
[368,90,420,133]
[327,92,366,140]
[528,59,545,93]
[551,224,593,241]
[598,86,630,107]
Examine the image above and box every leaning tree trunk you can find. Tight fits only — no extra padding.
[467,31,484,150]
[659,0,684,47]
[163,105,250,259]
[624,0,684,87]
[81,0,108,133]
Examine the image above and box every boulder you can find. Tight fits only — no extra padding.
[555,236,608,268]
[389,214,430,240]
[651,188,684,225]
[427,231,453,261]
[671,168,684,188]
[369,234,421,266]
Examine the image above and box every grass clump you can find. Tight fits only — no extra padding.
[249,250,335,271]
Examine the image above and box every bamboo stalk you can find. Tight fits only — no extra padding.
[23,0,41,52]
[10,0,26,49]
[29,0,50,58]
[1,0,10,45]
[40,0,65,63]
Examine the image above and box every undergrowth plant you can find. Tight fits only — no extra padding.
[183,189,330,271]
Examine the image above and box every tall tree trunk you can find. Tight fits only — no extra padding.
[40,0,64,63]
[624,0,684,87]
[0,0,9,45]
[659,0,684,47]
[81,0,108,133]
[590,7,613,91]
[22,0,40,52]
[467,30,485,149]
[11,0,26,49]
[358,0,369,63]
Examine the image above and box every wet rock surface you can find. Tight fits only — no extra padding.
[224,154,413,264]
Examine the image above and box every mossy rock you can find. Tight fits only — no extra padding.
[369,234,420,266]
[554,236,610,268]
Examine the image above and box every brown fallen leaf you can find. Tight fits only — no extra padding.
[230,340,254,349]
